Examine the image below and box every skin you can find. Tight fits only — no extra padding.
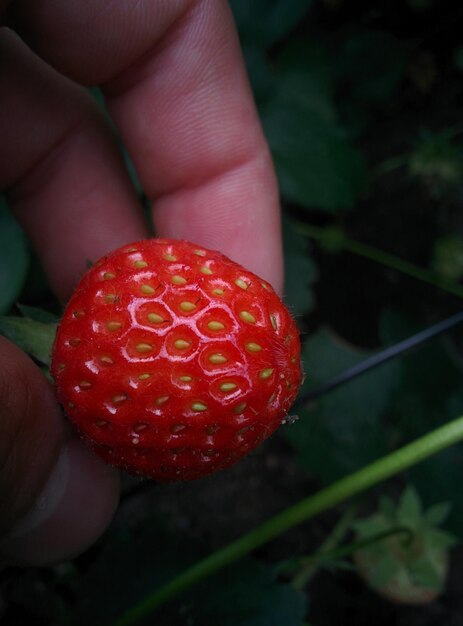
[0,0,282,565]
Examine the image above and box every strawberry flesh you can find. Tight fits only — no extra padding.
[51,239,302,481]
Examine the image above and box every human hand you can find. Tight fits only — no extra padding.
[0,0,282,565]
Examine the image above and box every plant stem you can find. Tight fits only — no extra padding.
[292,525,413,590]
[372,154,409,178]
[113,414,463,626]
[297,222,463,300]
[291,504,358,589]
[291,526,413,590]
[323,525,414,562]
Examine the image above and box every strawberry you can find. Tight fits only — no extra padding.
[51,239,301,481]
[352,487,456,605]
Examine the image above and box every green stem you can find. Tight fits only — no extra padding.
[323,526,414,561]
[297,222,463,300]
[372,154,409,179]
[372,123,463,179]
[113,414,463,626]
[292,525,413,590]
[291,504,358,589]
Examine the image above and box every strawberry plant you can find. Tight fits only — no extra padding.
[353,487,457,605]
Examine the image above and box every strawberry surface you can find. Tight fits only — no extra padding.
[51,239,302,481]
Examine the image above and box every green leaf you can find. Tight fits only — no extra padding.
[274,39,337,124]
[74,520,307,626]
[336,30,406,103]
[425,502,452,527]
[396,486,423,527]
[0,196,29,314]
[74,521,201,626]
[370,554,401,587]
[379,309,463,436]
[283,218,318,317]
[431,235,463,282]
[408,558,443,590]
[0,316,57,366]
[352,516,391,539]
[285,328,400,480]
[230,0,312,49]
[17,304,59,324]
[263,102,366,212]
[409,129,463,198]
[377,308,463,534]
[352,486,455,601]
[408,444,463,536]
[378,495,396,522]
[185,560,307,626]
[252,35,367,211]
[305,328,402,410]
[425,529,458,551]
[401,385,463,535]
[241,44,276,105]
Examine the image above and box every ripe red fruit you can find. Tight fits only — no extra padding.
[51,239,301,481]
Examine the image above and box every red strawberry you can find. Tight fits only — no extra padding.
[51,239,301,481]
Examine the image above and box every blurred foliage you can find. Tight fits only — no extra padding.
[230,0,313,49]
[409,129,463,197]
[432,235,463,282]
[353,486,457,603]
[284,308,463,534]
[73,521,307,626]
[335,31,406,105]
[0,196,29,314]
[283,218,318,316]
[285,328,401,481]
[246,31,370,211]
[377,311,463,534]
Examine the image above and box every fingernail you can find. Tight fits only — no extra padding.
[1,445,70,542]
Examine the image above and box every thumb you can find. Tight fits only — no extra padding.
[0,337,120,565]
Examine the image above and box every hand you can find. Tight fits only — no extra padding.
[0,0,282,565]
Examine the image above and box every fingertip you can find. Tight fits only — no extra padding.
[0,438,120,566]
[153,151,284,294]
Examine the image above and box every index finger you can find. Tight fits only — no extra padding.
[9,0,283,292]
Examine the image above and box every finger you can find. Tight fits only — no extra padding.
[0,28,148,302]
[8,0,283,292]
[0,25,138,565]
[0,338,63,537]
[0,338,119,565]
